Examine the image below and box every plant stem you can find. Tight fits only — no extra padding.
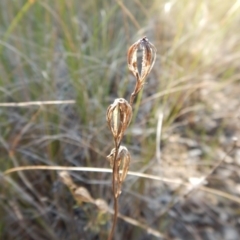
[108,141,120,240]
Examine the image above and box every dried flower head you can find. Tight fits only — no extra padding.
[106,98,132,146]
[128,37,156,105]
[128,36,156,84]
[107,146,131,197]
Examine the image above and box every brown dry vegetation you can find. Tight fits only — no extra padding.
[1,0,240,239]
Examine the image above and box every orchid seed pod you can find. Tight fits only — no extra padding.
[95,199,109,213]
[128,37,156,105]
[59,171,94,204]
[106,98,132,146]
[128,37,156,84]
[106,147,117,168]
[117,146,131,183]
[107,146,131,197]
[74,186,95,204]
[59,171,75,187]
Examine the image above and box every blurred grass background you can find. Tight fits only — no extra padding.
[0,0,240,239]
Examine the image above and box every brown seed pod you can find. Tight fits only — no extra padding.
[59,171,75,187]
[127,41,139,81]
[107,146,131,197]
[118,146,131,183]
[74,186,95,204]
[127,37,156,99]
[59,171,94,204]
[95,198,110,213]
[106,98,132,146]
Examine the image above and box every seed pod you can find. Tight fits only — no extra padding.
[59,171,94,204]
[59,171,75,187]
[106,147,116,168]
[74,186,94,204]
[118,146,130,183]
[128,40,139,81]
[95,198,109,213]
[128,37,156,89]
[107,146,131,197]
[106,98,132,146]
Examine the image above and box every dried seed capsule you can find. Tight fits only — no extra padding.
[106,147,116,168]
[59,171,75,187]
[127,37,156,93]
[106,98,132,146]
[117,146,131,183]
[107,146,131,197]
[95,199,109,213]
[128,40,139,81]
[74,187,94,203]
[59,171,94,204]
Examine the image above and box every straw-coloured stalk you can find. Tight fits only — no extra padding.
[107,37,156,240]
[58,171,164,238]
[107,146,131,198]
[106,98,132,146]
[106,99,132,240]
[128,37,157,105]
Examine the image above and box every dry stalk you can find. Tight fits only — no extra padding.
[59,171,165,238]
[106,37,156,240]
[5,165,240,205]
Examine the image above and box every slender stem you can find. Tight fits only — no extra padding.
[0,0,35,55]
[108,194,118,240]
[130,92,136,106]
[108,141,120,240]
